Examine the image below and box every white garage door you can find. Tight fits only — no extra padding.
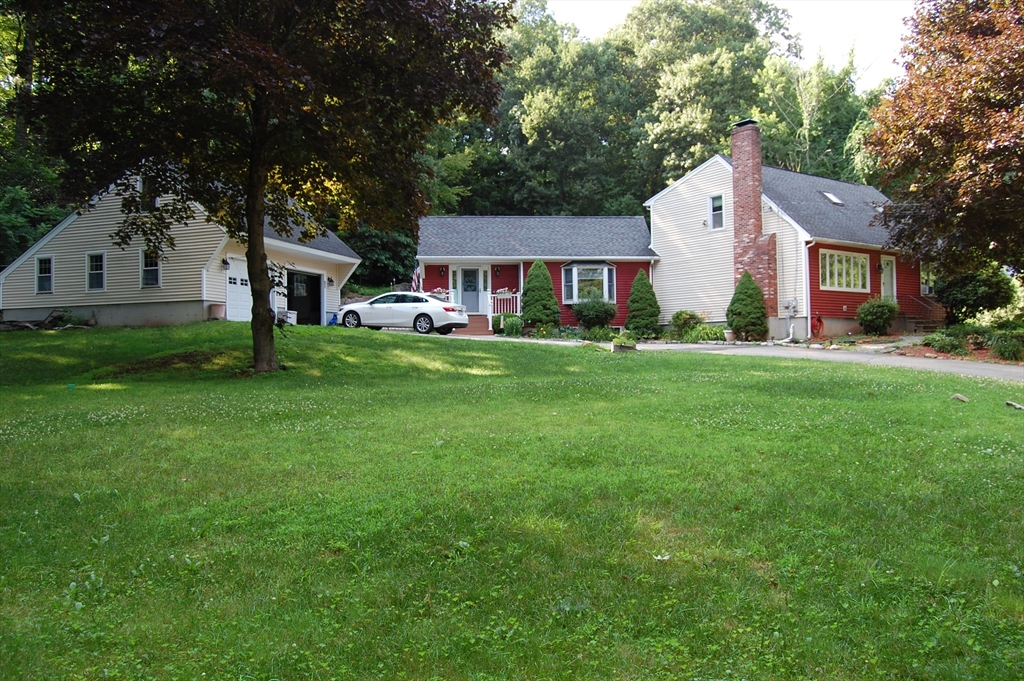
[226,258,253,321]
[226,258,280,322]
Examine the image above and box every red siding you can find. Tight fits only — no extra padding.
[489,264,522,293]
[422,264,450,294]
[528,260,651,327]
[808,244,919,318]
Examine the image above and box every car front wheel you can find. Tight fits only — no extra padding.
[414,314,434,334]
[341,311,361,328]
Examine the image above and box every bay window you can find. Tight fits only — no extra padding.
[562,262,616,303]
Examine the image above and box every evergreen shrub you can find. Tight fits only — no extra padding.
[726,271,768,341]
[521,261,561,327]
[625,270,661,338]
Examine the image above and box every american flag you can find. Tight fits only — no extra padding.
[410,265,421,292]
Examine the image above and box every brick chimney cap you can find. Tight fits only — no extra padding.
[732,118,759,129]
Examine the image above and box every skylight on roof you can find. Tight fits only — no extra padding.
[822,191,844,205]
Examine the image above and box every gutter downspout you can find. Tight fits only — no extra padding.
[804,239,815,340]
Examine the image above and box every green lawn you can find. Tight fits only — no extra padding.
[1,323,1022,680]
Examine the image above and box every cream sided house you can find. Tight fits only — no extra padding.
[0,186,360,326]
[645,120,943,339]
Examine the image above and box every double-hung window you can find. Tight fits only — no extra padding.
[562,262,616,303]
[87,252,105,291]
[709,195,724,230]
[36,256,53,294]
[142,251,161,287]
[819,250,869,292]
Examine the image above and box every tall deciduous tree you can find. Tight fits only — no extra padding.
[868,0,1024,274]
[17,0,511,372]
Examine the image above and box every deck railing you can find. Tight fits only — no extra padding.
[897,294,945,322]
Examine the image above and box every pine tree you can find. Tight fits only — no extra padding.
[726,271,768,341]
[521,260,561,326]
[625,269,661,338]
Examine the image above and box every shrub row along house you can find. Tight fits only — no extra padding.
[2,121,940,337]
[0,184,360,326]
[416,120,943,339]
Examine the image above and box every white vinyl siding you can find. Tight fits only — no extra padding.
[819,249,869,292]
[761,207,807,318]
[648,158,736,324]
[0,190,225,309]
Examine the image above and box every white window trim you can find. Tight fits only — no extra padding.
[561,263,616,304]
[708,195,725,231]
[819,248,870,293]
[140,249,162,288]
[35,255,54,295]
[86,251,106,292]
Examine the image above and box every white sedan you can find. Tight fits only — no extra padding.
[338,293,468,335]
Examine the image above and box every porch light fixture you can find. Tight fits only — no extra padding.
[876,263,884,272]
[222,258,230,270]
[439,266,446,276]
[327,276,335,287]
[495,266,501,276]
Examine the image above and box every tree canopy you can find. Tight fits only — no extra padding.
[14,0,512,371]
[868,0,1024,274]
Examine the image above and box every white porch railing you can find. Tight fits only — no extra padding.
[487,292,521,326]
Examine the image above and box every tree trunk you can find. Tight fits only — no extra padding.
[246,92,278,373]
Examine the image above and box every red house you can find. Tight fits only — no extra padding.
[645,120,943,339]
[415,216,659,334]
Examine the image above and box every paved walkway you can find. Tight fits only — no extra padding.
[437,332,1024,383]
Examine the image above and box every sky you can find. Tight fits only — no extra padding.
[546,0,917,90]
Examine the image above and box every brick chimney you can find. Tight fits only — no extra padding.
[731,119,777,317]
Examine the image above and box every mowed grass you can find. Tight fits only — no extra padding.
[1,323,1022,681]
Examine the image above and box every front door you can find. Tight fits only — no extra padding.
[462,268,480,313]
[287,272,322,325]
[880,256,896,300]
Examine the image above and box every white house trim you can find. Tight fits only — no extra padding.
[643,155,733,209]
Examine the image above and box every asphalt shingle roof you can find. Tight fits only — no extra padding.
[417,216,657,259]
[264,221,360,260]
[722,155,890,247]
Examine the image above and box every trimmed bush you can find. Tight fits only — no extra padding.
[726,271,768,341]
[492,313,520,335]
[856,296,899,336]
[502,315,524,338]
[625,270,661,338]
[572,298,617,329]
[521,261,561,327]
[669,310,703,340]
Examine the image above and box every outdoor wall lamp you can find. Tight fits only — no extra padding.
[495,266,501,277]
[876,263,884,272]
[439,266,446,276]
[222,258,230,270]
[327,277,335,287]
